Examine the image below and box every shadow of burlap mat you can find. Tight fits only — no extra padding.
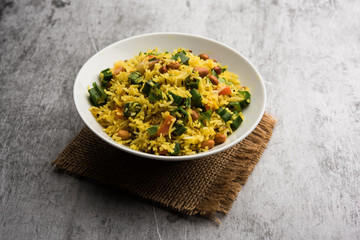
[52,113,276,221]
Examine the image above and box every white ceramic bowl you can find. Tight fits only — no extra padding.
[73,32,266,161]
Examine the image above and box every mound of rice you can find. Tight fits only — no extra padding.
[88,48,250,156]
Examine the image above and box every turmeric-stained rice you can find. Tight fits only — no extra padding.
[88,48,250,156]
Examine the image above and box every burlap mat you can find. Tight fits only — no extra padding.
[52,113,276,221]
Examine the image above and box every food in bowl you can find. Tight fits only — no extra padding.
[88,48,251,156]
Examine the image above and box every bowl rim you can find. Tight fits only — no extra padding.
[73,32,266,161]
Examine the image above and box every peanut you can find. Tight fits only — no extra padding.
[208,75,219,85]
[214,134,227,145]
[191,110,199,121]
[114,66,124,75]
[168,62,180,69]
[193,67,209,78]
[118,130,131,140]
[213,66,222,75]
[159,66,167,74]
[201,140,215,149]
[199,53,209,60]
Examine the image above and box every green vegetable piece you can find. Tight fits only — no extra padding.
[169,91,183,105]
[185,77,199,89]
[150,51,161,56]
[149,88,163,103]
[128,71,142,85]
[200,109,213,122]
[215,107,224,115]
[230,116,243,130]
[184,97,191,108]
[170,143,180,156]
[142,80,160,95]
[228,101,242,112]
[124,102,142,117]
[88,82,108,106]
[211,69,219,78]
[100,68,113,88]
[100,68,112,81]
[218,78,232,85]
[216,108,232,122]
[171,53,179,61]
[142,81,152,95]
[173,122,187,136]
[222,67,227,72]
[171,50,190,65]
[148,57,156,61]
[170,107,188,122]
[147,125,159,136]
[178,51,190,65]
[238,91,251,107]
[218,78,226,84]
[221,110,232,122]
[190,89,202,108]
[178,107,188,118]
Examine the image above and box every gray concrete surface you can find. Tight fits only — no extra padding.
[1,0,360,239]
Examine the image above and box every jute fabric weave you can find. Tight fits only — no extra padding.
[52,113,276,220]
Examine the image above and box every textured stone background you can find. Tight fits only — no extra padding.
[1,0,360,239]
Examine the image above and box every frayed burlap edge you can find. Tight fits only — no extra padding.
[51,113,276,223]
[195,113,276,223]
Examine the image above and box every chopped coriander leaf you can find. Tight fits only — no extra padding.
[147,125,159,136]
[148,57,156,61]
[88,82,108,106]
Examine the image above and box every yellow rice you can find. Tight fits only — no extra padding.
[89,48,249,155]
